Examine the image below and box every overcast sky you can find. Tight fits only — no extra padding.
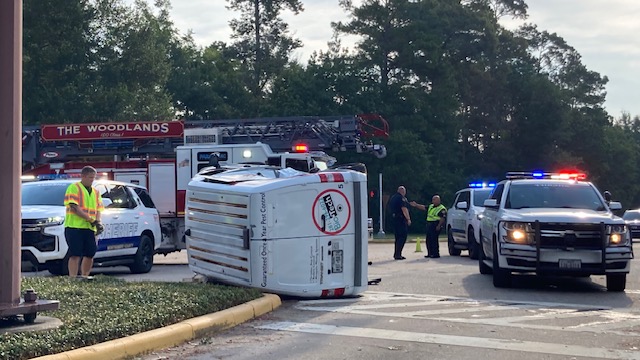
[156,0,639,117]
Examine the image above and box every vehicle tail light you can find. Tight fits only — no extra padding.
[321,287,345,297]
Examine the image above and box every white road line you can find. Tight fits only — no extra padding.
[362,291,614,310]
[296,291,640,336]
[256,321,640,359]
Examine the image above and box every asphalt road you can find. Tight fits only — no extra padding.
[121,242,640,360]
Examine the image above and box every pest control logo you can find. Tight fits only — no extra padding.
[312,189,351,235]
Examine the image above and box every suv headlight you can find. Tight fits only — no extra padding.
[607,224,630,246]
[35,216,64,227]
[502,221,535,245]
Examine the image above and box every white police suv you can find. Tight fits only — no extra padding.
[21,178,162,275]
[447,182,494,259]
[479,171,633,291]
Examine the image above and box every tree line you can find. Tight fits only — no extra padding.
[23,0,640,231]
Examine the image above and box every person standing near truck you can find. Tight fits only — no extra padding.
[389,186,411,260]
[411,195,447,258]
[64,166,104,278]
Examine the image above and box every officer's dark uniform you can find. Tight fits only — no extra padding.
[425,204,447,258]
[389,191,409,259]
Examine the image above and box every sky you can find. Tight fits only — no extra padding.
[151,0,640,117]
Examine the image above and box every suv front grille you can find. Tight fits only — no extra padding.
[538,223,604,250]
[21,220,56,252]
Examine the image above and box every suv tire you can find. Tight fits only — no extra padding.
[448,229,461,256]
[478,233,492,275]
[468,229,479,260]
[606,273,626,292]
[492,239,511,288]
[129,235,154,274]
[47,254,70,276]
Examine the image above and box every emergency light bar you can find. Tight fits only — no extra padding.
[36,173,82,180]
[506,171,587,180]
[293,144,309,152]
[469,182,496,188]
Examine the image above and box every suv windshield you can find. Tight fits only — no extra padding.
[505,182,605,210]
[22,183,68,206]
[473,189,493,207]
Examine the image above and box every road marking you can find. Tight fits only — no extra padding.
[256,321,640,360]
[296,291,640,336]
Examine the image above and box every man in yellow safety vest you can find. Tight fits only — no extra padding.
[411,195,447,258]
[63,166,104,278]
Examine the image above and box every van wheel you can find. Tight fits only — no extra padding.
[47,254,69,276]
[129,235,154,274]
[606,274,626,292]
[448,229,461,256]
[492,239,511,288]
[478,233,492,275]
[468,229,479,260]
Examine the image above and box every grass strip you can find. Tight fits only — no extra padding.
[0,276,262,360]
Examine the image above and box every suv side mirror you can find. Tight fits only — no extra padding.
[457,201,468,210]
[102,198,113,208]
[484,199,498,208]
[608,201,622,211]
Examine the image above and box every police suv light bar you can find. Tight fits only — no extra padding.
[505,171,586,180]
[293,144,309,152]
[36,173,82,180]
[469,182,496,188]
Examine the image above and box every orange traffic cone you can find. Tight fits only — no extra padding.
[415,238,423,252]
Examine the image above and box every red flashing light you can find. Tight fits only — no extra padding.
[321,287,346,297]
[293,144,309,153]
[554,170,586,180]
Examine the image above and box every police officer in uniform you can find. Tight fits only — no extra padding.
[411,195,447,258]
[389,186,411,260]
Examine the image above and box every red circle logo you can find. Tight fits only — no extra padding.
[312,189,351,235]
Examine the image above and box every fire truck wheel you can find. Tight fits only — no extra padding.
[129,235,154,274]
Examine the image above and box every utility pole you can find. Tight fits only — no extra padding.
[0,0,58,322]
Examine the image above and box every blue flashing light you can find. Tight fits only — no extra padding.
[36,174,81,180]
[532,172,544,178]
[469,181,496,189]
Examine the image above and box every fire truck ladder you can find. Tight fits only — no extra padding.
[184,114,389,158]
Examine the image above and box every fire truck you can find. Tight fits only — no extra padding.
[22,115,389,255]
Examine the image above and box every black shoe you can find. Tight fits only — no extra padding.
[394,256,406,260]
[430,255,440,258]
[424,255,431,258]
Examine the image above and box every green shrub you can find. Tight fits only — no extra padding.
[0,276,262,360]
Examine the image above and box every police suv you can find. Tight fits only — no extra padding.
[447,183,494,259]
[479,172,633,291]
[21,178,162,275]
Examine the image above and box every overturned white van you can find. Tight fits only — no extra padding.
[185,166,369,297]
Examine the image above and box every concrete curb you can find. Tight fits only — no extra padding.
[32,293,282,360]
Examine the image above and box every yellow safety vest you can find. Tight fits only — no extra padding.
[64,182,104,230]
[426,204,446,222]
